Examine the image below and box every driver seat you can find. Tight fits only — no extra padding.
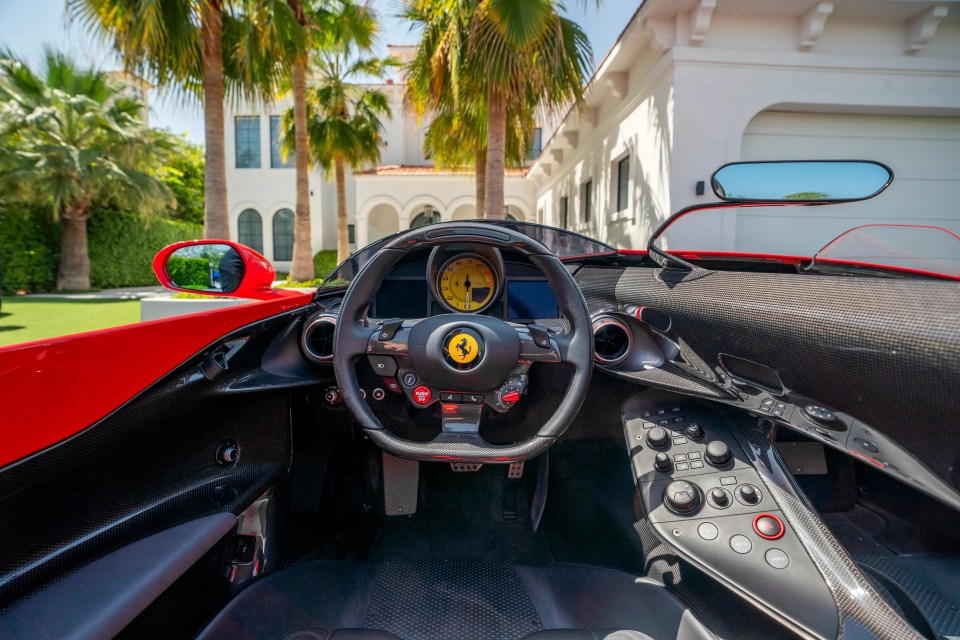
[197,561,715,640]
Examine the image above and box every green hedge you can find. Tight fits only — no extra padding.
[0,205,60,293]
[88,209,202,289]
[166,255,210,288]
[0,206,202,294]
[314,250,339,279]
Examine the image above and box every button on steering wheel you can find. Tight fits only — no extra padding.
[332,223,594,462]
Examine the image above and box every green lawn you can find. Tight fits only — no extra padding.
[0,298,141,348]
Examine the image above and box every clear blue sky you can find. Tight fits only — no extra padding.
[0,0,628,144]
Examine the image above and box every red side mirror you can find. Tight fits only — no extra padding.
[153,240,303,300]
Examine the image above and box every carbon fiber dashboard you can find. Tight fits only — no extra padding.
[577,265,960,497]
[586,263,960,639]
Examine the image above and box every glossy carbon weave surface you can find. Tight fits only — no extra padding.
[0,306,319,608]
[720,409,923,639]
[576,265,960,489]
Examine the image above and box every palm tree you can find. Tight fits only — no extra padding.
[69,0,234,240]
[284,0,314,281]
[282,1,393,263]
[0,50,171,290]
[423,101,534,217]
[236,0,313,279]
[248,0,376,280]
[404,0,593,219]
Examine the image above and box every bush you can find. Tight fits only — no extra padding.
[0,205,59,293]
[277,278,325,288]
[166,255,210,288]
[0,205,202,293]
[313,250,339,280]
[87,208,202,289]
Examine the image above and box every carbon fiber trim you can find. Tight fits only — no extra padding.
[583,265,960,489]
[721,409,923,639]
[601,364,730,399]
[382,453,420,516]
[856,555,960,638]
[363,561,544,640]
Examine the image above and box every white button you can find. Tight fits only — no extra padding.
[765,548,790,569]
[730,535,752,554]
[698,522,719,540]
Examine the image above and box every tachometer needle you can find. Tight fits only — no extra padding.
[464,273,472,310]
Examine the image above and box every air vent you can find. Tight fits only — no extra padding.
[593,317,631,365]
[302,315,337,362]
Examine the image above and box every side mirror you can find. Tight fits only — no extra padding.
[710,160,893,202]
[153,240,281,299]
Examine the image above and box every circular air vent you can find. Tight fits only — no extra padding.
[301,315,337,363]
[593,317,631,365]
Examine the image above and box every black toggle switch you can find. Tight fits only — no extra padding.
[739,484,760,505]
[647,427,669,449]
[654,452,672,472]
[705,441,732,466]
[528,324,552,349]
[378,319,404,341]
[710,488,729,506]
[664,480,701,514]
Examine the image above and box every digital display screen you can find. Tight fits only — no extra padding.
[507,281,560,320]
[375,279,428,318]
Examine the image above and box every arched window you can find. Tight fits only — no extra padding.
[272,208,294,261]
[237,209,263,254]
[410,206,441,228]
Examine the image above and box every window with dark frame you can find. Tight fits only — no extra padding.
[560,196,569,229]
[581,179,592,224]
[270,116,293,168]
[616,156,630,211]
[348,224,356,244]
[530,127,543,159]
[237,209,263,254]
[235,116,261,168]
[272,208,294,261]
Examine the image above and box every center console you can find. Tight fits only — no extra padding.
[623,393,838,640]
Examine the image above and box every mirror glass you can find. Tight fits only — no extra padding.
[711,161,892,202]
[166,244,246,293]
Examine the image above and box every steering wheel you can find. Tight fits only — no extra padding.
[333,222,594,462]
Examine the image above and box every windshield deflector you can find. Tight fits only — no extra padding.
[808,224,960,280]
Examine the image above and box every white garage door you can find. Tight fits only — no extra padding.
[735,112,960,260]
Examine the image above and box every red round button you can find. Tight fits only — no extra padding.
[753,513,785,540]
[412,386,432,406]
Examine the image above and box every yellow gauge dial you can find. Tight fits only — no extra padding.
[437,254,497,312]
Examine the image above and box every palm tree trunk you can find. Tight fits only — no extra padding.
[484,88,507,219]
[475,148,486,218]
[201,0,229,240]
[335,156,349,263]
[288,53,314,281]
[57,204,90,291]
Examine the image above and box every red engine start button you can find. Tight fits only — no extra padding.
[753,513,785,540]
[412,386,432,406]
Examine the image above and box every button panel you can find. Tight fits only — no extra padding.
[625,405,751,482]
[623,392,838,640]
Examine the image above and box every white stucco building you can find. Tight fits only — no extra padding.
[530,0,960,255]
[224,1,960,269]
[223,45,540,271]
